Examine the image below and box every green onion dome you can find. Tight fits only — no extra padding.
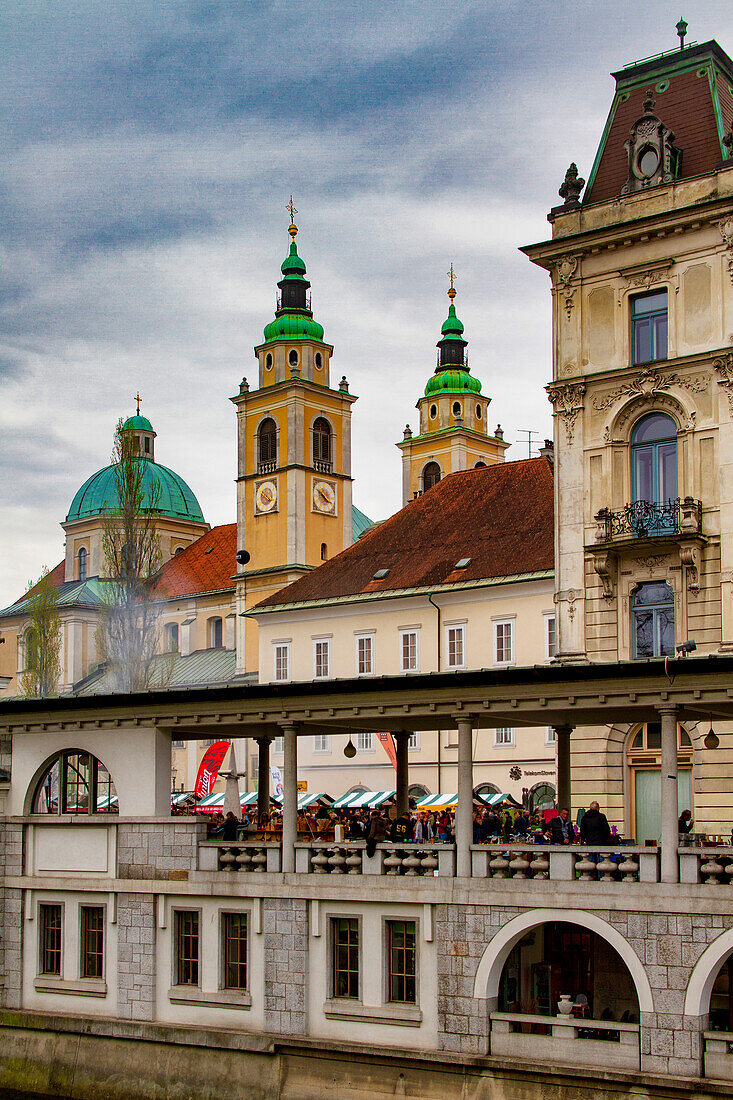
[280,241,307,278]
[263,312,324,342]
[121,414,154,432]
[425,369,482,396]
[262,231,325,343]
[441,303,465,338]
[66,462,205,524]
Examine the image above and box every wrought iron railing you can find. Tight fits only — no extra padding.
[594,497,702,542]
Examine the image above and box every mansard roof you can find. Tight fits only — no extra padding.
[585,40,733,205]
[253,457,554,612]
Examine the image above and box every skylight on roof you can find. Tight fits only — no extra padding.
[373,568,390,579]
[455,558,471,569]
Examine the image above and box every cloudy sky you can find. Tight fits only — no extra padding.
[2,0,733,606]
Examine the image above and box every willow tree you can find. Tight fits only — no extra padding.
[99,419,167,692]
[19,569,61,697]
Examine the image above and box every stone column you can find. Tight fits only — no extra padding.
[555,724,572,810]
[394,731,410,815]
[255,736,272,824]
[282,724,298,873]
[456,717,473,878]
[659,706,679,884]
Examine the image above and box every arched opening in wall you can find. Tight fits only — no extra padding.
[312,416,332,472]
[408,784,430,800]
[709,954,733,1032]
[529,783,556,813]
[626,721,692,843]
[77,547,87,582]
[498,921,640,1028]
[474,782,500,801]
[630,412,677,517]
[208,617,223,649]
[320,542,328,561]
[288,349,299,367]
[258,417,278,472]
[474,460,487,468]
[422,461,441,491]
[167,623,179,652]
[31,751,118,815]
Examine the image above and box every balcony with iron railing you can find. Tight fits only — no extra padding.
[592,497,703,545]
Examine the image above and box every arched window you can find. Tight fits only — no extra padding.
[632,581,674,658]
[627,722,692,842]
[474,460,487,469]
[258,418,277,471]
[288,349,299,366]
[312,417,332,470]
[167,623,179,652]
[78,547,87,582]
[474,782,500,801]
[529,782,556,813]
[208,617,223,649]
[631,412,677,516]
[320,542,328,561]
[408,784,430,801]
[32,751,118,815]
[422,462,441,491]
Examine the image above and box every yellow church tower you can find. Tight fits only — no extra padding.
[231,201,357,672]
[397,268,508,504]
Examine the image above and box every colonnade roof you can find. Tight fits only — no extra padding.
[3,654,733,739]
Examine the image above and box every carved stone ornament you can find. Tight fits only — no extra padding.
[547,381,586,444]
[634,554,668,572]
[593,551,616,600]
[713,352,733,414]
[551,255,579,319]
[618,261,673,299]
[592,367,708,414]
[566,588,577,622]
[717,217,733,285]
[621,92,681,195]
[558,162,585,208]
[680,545,700,593]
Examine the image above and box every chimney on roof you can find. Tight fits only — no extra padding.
[539,439,554,462]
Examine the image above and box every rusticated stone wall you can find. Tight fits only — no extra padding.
[263,898,308,1036]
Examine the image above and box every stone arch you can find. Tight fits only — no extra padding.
[609,391,691,442]
[24,747,118,816]
[684,928,733,1019]
[472,908,653,1014]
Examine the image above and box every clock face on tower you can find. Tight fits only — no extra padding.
[313,480,336,514]
[255,480,278,514]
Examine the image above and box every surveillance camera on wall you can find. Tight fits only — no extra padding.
[236,549,250,565]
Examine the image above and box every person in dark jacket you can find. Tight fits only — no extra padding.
[547,808,573,844]
[678,809,694,834]
[220,812,240,841]
[365,810,388,858]
[579,802,612,845]
[512,811,529,837]
[483,810,501,839]
[391,811,415,843]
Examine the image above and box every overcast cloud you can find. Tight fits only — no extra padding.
[2,1,733,606]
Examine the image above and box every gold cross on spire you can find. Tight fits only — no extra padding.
[287,195,299,241]
[447,263,457,301]
[135,392,141,415]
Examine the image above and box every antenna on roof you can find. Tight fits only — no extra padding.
[676,17,688,50]
[517,429,538,459]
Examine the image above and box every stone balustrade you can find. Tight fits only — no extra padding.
[679,846,733,884]
[198,841,282,873]
[704,1031,733,1081]
[471,844,659,883]
[490,1012,640,1070]
[294,842,456,876]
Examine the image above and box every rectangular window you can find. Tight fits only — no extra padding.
[387,920,416,1004]
[446,624,465,669]
[273,736,284,754]
[408,731,420,751]
[356,731,373,751]
[171,740,185,750]
[222,912,248,991]
[174,910,199,986]
[273,642,290,682]
[494,727,514,747]
[400,630,419,672]
[332,917,359,999]
[631,290,668,365]
[545,615,557,660]
[80,906,104,980]
[545,726,557,745]
[494,620,514,665]
[314,734,331,753]
[314,638,330,679]
[39,903,62,976]
[356,634,374,676]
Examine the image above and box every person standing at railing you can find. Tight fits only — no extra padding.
[580,801,612,877]
[220,811,240,841]
[546,807,573,845]
[391,810,415,843]
[512,810,529,837]
[365,809,388,858]
[678,809,694,834]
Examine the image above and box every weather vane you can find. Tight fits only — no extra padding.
[287,195,299,240]
[447,263,457,301]
[135,392,142,415]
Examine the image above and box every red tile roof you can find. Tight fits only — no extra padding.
[153,523,237,599]
[587,46,733,205]
[254,458,554,610]
[26,560,66,597]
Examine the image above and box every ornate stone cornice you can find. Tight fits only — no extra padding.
[713,352,733,413]
[547,381,586,444]
[550,255,580,320]
[592,366,709,413]
[717,216,733,285]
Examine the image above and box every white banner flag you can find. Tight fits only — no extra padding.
[270,765,283,800]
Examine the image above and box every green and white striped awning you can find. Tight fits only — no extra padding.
[414,793,458,810]
[332,790,395,809]
[195,791,260,813]
[171,792,195,805]
[272,793,333,810]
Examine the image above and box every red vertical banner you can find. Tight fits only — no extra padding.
[377,732,397,770]
[194,740,231,797]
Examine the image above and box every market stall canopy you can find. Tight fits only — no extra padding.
[195,791,260,814]
[481,792,522,808]
[414,794,458,810]
[332,790,395,809]
[171,792,196,805]
[272,793,333,810]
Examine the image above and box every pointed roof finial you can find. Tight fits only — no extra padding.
[135,391,141,415]
[286,195,298,241]
[447,262,457,302]
[676,16,688,50]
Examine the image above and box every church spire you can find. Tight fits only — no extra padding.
[436,265,468,370]
[262,199,324,343]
